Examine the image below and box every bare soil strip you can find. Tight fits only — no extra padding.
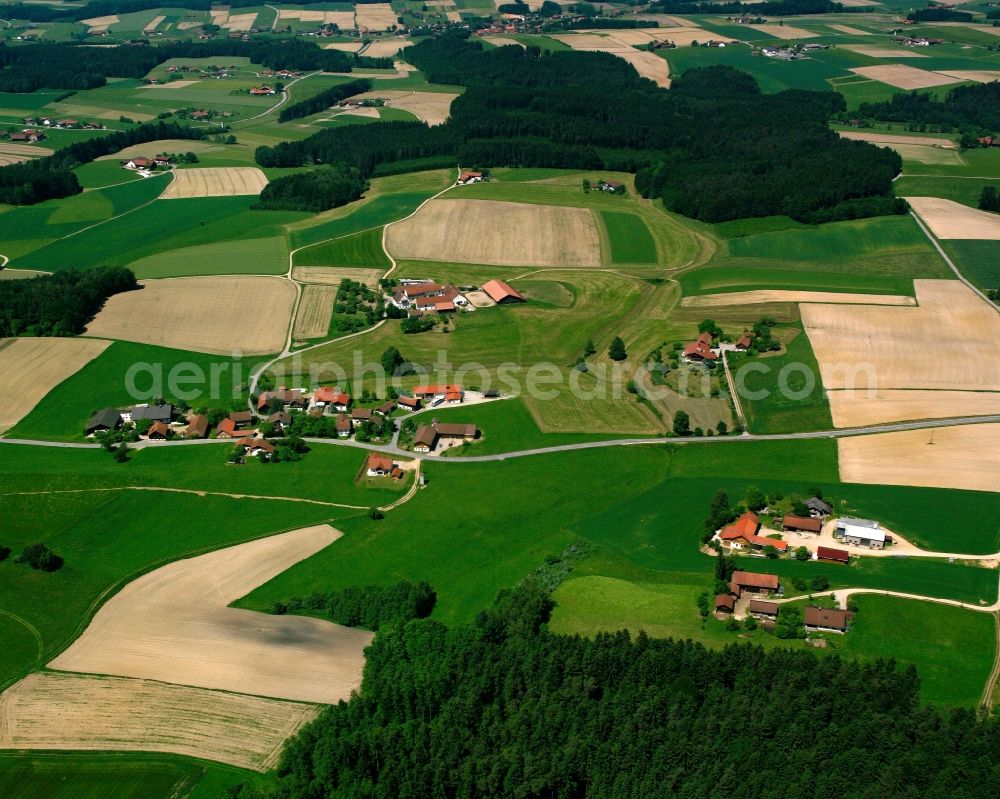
[0,338,110,433]
[161,167,268,199]
[907,196,1000,240]
[681,290,915,307]
[828,389,1000,427]
[838,423,1000,493]
[0,672,318,772]
[851,65,959,89]
[747,23,818,38]
[293,285,337,339]
[49,525,373,704]
[84,276,294,355]
[386,198,602,266]
[802,279,1000,393]
[838,130,954,148]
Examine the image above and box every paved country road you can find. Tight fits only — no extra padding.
[3,414,1000,460]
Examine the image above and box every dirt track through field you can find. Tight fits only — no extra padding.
[386,198,602,266]
[161,167,269,199]
[84,276,294,355]
[49,524,373,704]
[682,290,915,307]
[801,279,1000,393]
[293,285,337,339]
[839,423,1000,493]
[828,389,1000,427]
[0,338,110,433]
[906,196,1000,239]
[0,672,318,771]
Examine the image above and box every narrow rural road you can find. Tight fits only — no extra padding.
[721,350,749,435]
[981,613,1000,711]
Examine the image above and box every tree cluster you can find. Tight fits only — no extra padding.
[0,267,138,337]
[908,7,973,22]
[648,0,842,14]
[2,0,393,22]
[272,581,436,629]
[253,166,368,213]
[980,186,1000,213]
[857,83,1000,134]
[12,543,63,572]
[228,581,1000,799]
[277,78,372,123]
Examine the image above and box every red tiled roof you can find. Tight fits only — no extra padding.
[817,546,849,563]
[482,279,525,304]
[736,334,752,349]
[398,395,420,407]
[696,331,713,344]
[445,391,463,402]
[313,387,350,405]
[335,414,351,431]
[715,594,735,611]
[215,418,236,436]
[367,453,393,472]
[413,384,461,397]
[730,571,779,591]
[683,340,718,360]
[721,511,759,539]
[147,421,169,437]
[748,599,779,615]
[783,515,822,533]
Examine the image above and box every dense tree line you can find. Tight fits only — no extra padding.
[277,78,372,123]
[0,39,386,93]
[858,82,1000,133]
[272,581,437,629]
[259,34,901,223]
[542,17,654,30]
[0,120,206,205]
[227,581,1000,799]
[253,166,368,211]
[908,6,973,22]
[0,267,138,336]
[647,0,843,14]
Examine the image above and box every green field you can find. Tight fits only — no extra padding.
[288,189,441,249]
[895,176,1000,208]
[943,240,1000,290]
[729,326,834,435]
[295,227,389,268]
[600,210,657,265]
[130,235,289,278]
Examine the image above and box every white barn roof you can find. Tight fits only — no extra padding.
[840,524,885,543]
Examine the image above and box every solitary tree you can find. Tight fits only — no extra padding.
[381,346,405,376]
[608,336,627,361]
[980,186,1000,212]
[673,410,691,436]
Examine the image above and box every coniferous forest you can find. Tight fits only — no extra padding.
[255,34,902,223]
[226,582,1000,799]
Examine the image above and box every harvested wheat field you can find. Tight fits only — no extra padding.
[0,672,318,771]
[484,36,525,48]
[81,14,118,27]
[161,167,269,199]
[828,24,871,35]
[138,79,201,89]
[293,285,337,339]
[0,338,110,433]
[349,90,455,126]
[907,196,1000,239]
[682,290,915,307]
[552,33,633,52]
[293,266,382,287]
[279,9,356,26]
[386,199,602,267]
[828,389,1000,427]
[142,14,165,32]
[84,276,294,355]
[618,50,670,88]
[0,142,52,165]
[747,23,818,38]
[98,140,222,159]
[838,424,1000,493]
[801,280,1000,392]
[842,45,927,58]
[356,3,397,30]
[851,65,958,89]
[838,131,954,149]
[221,12,257,31]
[50,525,372,704]
[363,38,412,58]
[934,70,1000,84]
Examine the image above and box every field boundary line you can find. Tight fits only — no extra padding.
[909,209,998,313]
[721,350,749,435]
[981,612,1000,713]
[0,609,43,678]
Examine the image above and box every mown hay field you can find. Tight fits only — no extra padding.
[293,285,337,339]
[0,338,111,433]
[0,672,318,771]
[850,64,959,89]
[386,199,603,267]
[839,424,1000,493]
[907,196,1000,240]
[0,142,52,166]
[84,276,294,355]
[293,266,383,287]
[161,167,269,199]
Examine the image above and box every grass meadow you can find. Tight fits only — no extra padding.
[295,227,389,268]
[600,210,657,265]
[942,240,1000,290]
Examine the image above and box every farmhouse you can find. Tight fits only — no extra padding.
[735,335,752,351]
[413,384,462,401]
[837,518,885,550]
[266,411,290,434]
[434,421,479,442]
[806,497,833,517]
[482,279,526,305]
[748,599,779,619]
[715,594,735,614]
[146,421,170,440]
[214,419,239,438]
[412,424,438,453]
[230,410,255,429]
[85,407,123,435]
[336,414,352,437]
[365,453,402,478]
[250,86,276,95]
[185,414,208,439]
[816,546,850,564]
[682,340,718,362]
[804,606,850,633]
[374,400,397,416]
[129,404,173,424]
[398,395,421,411]
[352,408,373,424]
[458,170,483,184]
[312,387,350,413]
[783,515,822,534]
[719,512,788,553]
[257,389,306,412]
[729,571,779,597]
[124,157,153,170]
[238,437,275,457]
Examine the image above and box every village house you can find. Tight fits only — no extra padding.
[13,128,44,143]
[748,599,779,620]
[728,571,780,597]
[214,418,239,438]
[230,410,255,430]
[146,421,170,440]
[311,387,350,413]
[433,421,479,443]
[365,453,402,478]
[374,400,397,417]
[335,414,352,438]
[185,414,208,439]
[782,515,822,534]
[458,170,483,184]
[804,606,851,633]
[154,154,172,167]
[816,546,850,565]
[85,407,123,436]
[238,437,275,457]
[257,388,306,412]
[398,395,421,411]
[413,384,463,402]
[735,334,752,351]
[352,407,373,425]
[715,594,735,615]
[805,496,833,517]
[719,512,788,554]
[412,424,438,453]
[682,338,718,362]
[266,411,291,434]
[482,279,526,305]
[837,518,886,550]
